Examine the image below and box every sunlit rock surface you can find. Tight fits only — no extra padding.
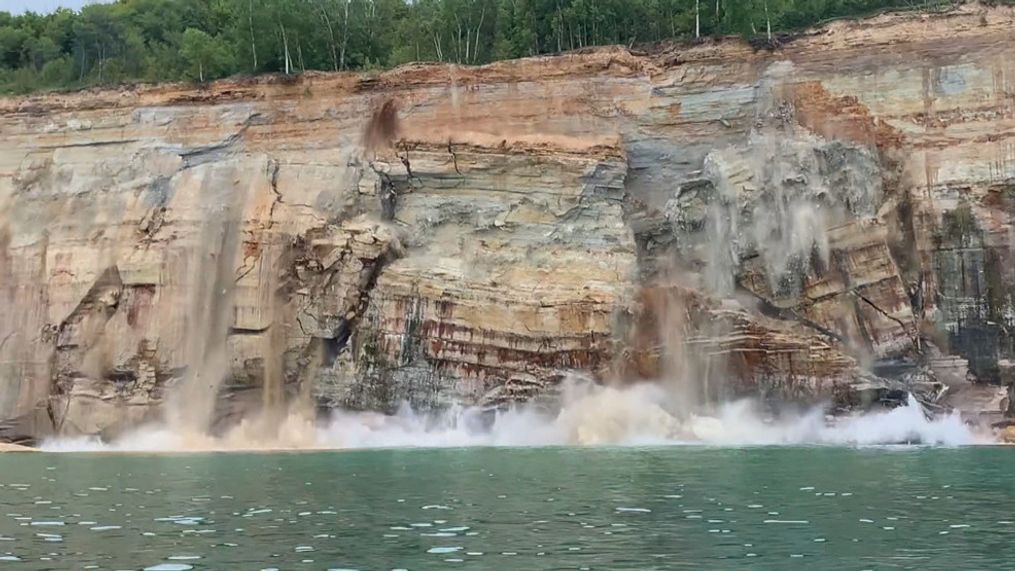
[1,3,1014,440]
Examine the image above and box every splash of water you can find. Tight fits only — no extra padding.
[41,380,982,452]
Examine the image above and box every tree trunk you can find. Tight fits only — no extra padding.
[199,60,204,82]
[96,41,104,83]
[319,0,339,71]
[473,6,486,63]
[695,0,700,39]
[455,14,464,64]
[280,24,291,74]
[248,0,258,70]
[433,33,443,62]
[556,2,563,52]
[365,1,376,65]
[764,0,772,40]
[340,0,349,71]
[78,48,86,82]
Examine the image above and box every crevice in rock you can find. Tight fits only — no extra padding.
[342,250,398,357]
[398,143,415,180]
[177,112,264,168]
[138,206,167,244]
[448,139,461,174]
[266,158,282,228]
[369,163,397,221]
[39,139,142,150]
[735,280,848,346]
[229,326,272,336]
[234,259,258,283]
[854,289,921,353]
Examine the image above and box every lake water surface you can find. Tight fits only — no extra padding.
[1,447,1013,570]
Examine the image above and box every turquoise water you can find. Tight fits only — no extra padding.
[1,447,1013,570]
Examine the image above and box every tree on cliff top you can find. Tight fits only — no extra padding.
[0,0,961,94]
[180,27,233,82]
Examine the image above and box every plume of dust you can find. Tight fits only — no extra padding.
[362,99,400,152]
[164,188,245,436]
[648,264,729,418]
[0,224,15,419]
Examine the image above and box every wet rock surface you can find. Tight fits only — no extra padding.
[1,3,1014,440]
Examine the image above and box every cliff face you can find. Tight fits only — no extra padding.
[1,3,1014,441]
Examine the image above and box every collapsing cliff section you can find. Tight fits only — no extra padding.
[322,140,638,411]
[1,2,1014,440]
[669,131,917,362]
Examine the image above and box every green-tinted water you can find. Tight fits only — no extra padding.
[1,447,1013,570]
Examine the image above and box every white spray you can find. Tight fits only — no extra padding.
[42,378,982,451]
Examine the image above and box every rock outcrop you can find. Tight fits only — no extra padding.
[1,2,1014,440]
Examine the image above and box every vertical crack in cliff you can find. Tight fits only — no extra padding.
[341,242,401,360]
[398,142,414,180]
[448,139,461,175]
[368,161,398,222]
[267,158,282,228]
[854,290,921,353]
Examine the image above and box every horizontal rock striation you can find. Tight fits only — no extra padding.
[1,2,1014,440]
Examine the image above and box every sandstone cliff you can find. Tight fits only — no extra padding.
[1,2,1013,442]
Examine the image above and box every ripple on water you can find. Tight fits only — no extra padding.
[427,547,462,554]
[143,565,194,571]
[155,516,204,526]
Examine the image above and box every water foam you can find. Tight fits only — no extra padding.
[40,381,981,452]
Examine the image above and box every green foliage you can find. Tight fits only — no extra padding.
[0,0,960,94]
[180,27,233,81]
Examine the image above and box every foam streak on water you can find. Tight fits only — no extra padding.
[41,382,981,452]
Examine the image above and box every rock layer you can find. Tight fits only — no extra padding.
[1,3,1014,440]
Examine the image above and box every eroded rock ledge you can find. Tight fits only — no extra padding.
[2,2,1014,440]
